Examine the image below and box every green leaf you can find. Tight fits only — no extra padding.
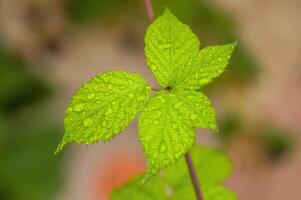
[111,145,238,200]
[202,184,238,200]
[175,43,237,89]
[111,176,166,200]
[171,184,238,200]
[172,89,216,130]
[164,146,233,187]
[145,9,199,87]
[138,91,195,179]
[56,71,151,153]
[139,90,217,179]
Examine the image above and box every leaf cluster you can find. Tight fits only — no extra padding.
[56,9,236,179]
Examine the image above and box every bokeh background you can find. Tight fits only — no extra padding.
[0,0,300,200]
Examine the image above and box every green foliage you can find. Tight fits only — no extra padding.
[0,47,51,113]
[0,119,63,200]
[57,9,236,180]
[259,126,293,160]
[69,0,128,24]
[56,71,151,153]
[111,145,238,200]
[175,43,236,90]
[0,45,62,200]
[139,89,216,179]
[152,0,259,82]
[144,9,200,87]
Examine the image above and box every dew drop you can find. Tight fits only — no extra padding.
[128,93,134,98]
[106,108,113,115]
[160,144,167,153]
[172,124,178,129]
[103,134,111,141]
[163,159,169,166]
[137,95,145,101]
[66,107,73,113]
[160,43,173,50]
[160,98,166,103]
[174,103,181,109]
[87,93,95,100]
[83,118,93,127]
[75,104,84,112]
[190,114,197,120]
[151,168,157,175]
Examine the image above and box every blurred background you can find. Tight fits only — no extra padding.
[0,0,300,200]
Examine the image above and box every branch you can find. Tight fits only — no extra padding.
[185,152,203,200]
[143,0,155,23]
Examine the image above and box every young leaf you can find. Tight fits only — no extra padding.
[56,71,151,153]
[111,145,238,200]
[139,90,217,179]
[175,43,237,89]
[139,91,195,178]
[172,89,216,130]
[145,9,199,87]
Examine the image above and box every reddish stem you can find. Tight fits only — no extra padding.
[143,0,155,23]
[185,152,203,200]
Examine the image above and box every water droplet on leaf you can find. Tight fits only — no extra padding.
[87,94,95,100]
[160,144,167,153]
[106,108,113,115]
[190,114,197,120]
[128,93,134,98]
[75,104,84,112]
[83,118,93,127]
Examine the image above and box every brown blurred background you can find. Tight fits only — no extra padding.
[0,0,300,200]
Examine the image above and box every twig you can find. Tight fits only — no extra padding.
[185,152,203,200]
[143,0,155,23]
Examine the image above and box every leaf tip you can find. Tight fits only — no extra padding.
[54,140,67,155]
[163,7,171,14]
[229,41,238,51]
[162,7,176,19]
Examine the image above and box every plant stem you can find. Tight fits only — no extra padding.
[185,152,203,200]
[143,0,155,23]
[142,1,203,198]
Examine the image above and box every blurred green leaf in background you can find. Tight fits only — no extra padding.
[111,145,238,200]
[0,44,63,200]
[0,47,51,114]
